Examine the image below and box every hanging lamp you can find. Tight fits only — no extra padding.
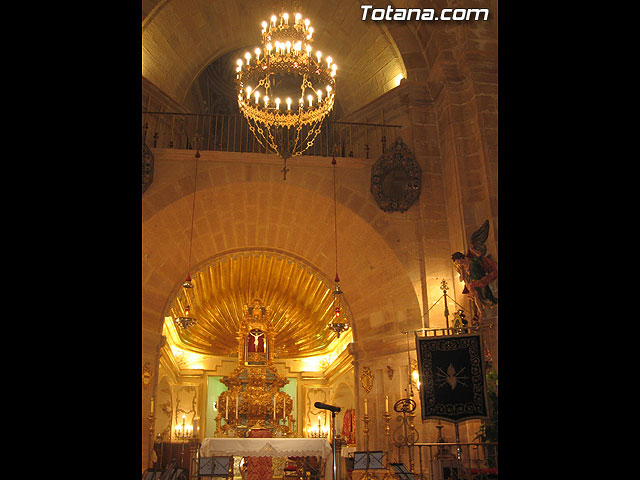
[328,150,350,338]
[175,149,200,329]
[235,7,337,180]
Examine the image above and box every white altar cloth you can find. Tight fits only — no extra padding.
[200,438,332,458]
[200,438,333,479]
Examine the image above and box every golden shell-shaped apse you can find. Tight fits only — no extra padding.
[167,253,342,358]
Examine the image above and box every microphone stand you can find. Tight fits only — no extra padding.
[331,410,339,480]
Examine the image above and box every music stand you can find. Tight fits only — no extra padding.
[214,457,233,477]
[160,460,177,480]
[199,456,233,478]
[142,469,163,480]
[164,468,187,480]
[352,451,385,470]
[389,463,418,480]
[199,457,214,478]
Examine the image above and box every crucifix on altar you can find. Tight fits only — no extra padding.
[238,298,275,366]
[215,298,295,438]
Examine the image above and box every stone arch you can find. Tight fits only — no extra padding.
[143,171,423,347]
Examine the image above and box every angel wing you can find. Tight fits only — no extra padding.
[470,220,490,257]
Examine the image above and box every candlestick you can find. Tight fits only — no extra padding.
[363,412,370,452]
[382,410,391,452]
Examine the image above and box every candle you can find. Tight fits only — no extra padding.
[236,395,239,419]
[385,395,389,413]
[283,396,286,416]
[225,396,228,418]
[364,399,368,415]
[273,396,276,420]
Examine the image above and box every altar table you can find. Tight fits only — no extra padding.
[200,438,333,480]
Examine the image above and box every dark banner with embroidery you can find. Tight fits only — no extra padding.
[416,334,488,422]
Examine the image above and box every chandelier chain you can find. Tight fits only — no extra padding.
[333,157,339,281]
[187,151,199,275]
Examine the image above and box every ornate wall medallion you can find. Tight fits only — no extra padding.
[360,366,374,393]
[386,365,394,380]
[142,362,153,388]
[370,137,421,212]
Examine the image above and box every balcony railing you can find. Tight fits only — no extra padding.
[142,111,401,160]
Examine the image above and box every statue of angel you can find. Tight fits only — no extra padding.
[451,220,498,320]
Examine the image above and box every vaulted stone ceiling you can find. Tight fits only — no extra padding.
[143,0,498,117]
[142,0,410,115]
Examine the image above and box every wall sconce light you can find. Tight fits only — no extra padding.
[174,414,194,441]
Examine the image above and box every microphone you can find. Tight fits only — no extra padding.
[314,401,341,413]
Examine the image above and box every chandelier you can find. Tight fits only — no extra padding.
[328,153,350,338]
[175,149,200,329]
[235,10,337,179]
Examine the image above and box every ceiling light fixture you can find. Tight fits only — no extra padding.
[175,148,200,329]
[235,9,337,180]
[328,150,350,338]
